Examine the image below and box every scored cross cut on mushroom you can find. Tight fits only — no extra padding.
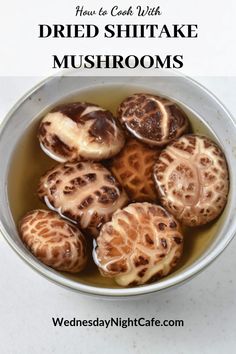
[38,161,129,237]
[38,102,125,162]
[93,202,184,287]
[153,134,229,227]
[117,93,189,147]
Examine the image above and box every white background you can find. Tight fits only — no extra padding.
[0,77,236,353]
[0,0,235,76]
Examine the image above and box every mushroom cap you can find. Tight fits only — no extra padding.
[38,102,125,162]
[94,202,183,286]
[110,139,160,202]
[19,209,87,273]
[117,93,189,146]
[153,134,229,226]
[38,161,129,237]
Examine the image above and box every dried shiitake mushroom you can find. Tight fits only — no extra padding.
[38,161,129,237]
[110,139,160,202]
[117,93,189,146]
[19,209,87,273]
[38,102,125,162]
[153,134,229,226]
[94,202,183,286]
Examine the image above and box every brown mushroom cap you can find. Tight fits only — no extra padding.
[38,161,129,237]
[94,202,183,286]
[117,93,189,146]
[153,134,229,226]
[38,102,125,162]
[19,209,87,273]
[110,139,160,202]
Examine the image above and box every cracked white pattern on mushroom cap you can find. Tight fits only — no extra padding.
[19,209,88,273]
[38,161,129,237]
[154,134,229,226]
[94,202,183,286]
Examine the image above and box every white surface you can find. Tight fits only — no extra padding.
[0,77,236,354]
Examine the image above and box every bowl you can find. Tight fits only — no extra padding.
[0,74,236,298]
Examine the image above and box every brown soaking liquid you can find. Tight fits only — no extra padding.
[8,85,225,288]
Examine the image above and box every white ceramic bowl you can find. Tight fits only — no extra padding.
[0,74,235,298]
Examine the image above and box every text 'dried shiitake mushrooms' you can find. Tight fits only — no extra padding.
[38,102,125,162]
[38,161,129,237]
[93,202,183,286]
[153,134,229,226]
[19,209,88,273]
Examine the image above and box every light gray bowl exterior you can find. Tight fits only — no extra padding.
[0,74,236,298]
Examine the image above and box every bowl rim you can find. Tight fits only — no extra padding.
[0,73,236,297]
